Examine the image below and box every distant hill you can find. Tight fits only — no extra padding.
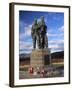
[19,51,64,65]
[20,51,64,58]
[51,51,64,59]
[19,51,64,61]
[20,53,30,58]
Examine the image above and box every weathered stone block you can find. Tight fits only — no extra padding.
[30,49,50,67]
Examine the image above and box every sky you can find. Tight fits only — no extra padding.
[19,10,64,54]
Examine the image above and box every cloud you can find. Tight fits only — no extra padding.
[19,41,33,54]
[58,25,64,32]
[49,40,64,44]
[51,49,63,53]
[19,39,64,54]
[49,44,64,53]
[19,21,27,28]
[19,21,32,54]
[19,21,28,33]
[47,25,64,37]
[47,33,64,37]
[23,24,32,36]
[19,41,32,50]
[49,44,63,49]
[19,23,32,40]
[48,39,64,53]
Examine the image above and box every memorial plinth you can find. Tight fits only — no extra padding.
[30,49,50,67]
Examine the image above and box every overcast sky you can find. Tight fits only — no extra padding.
[19,10,64,54]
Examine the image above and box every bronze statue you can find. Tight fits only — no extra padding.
[31,16,48,49]
[31,18,40,49]
[38,16,48,49]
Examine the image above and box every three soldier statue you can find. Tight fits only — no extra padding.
[31,16,48,49]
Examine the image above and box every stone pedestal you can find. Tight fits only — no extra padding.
[30,49,51,67]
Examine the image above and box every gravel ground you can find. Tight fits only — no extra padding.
[19,65,64,79]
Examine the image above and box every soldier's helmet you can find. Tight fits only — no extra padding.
[34,18,37,24]
[41,16,45,25]
[41,16,44,22]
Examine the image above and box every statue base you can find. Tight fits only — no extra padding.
[30,49,51,67]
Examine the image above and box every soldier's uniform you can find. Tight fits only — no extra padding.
[38,19,48,49]
[31,20,40,49]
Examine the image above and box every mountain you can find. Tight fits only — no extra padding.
[20,53,30,58]
[19,51,64,65]
[51,51,64,59]
[19,51,64,61]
